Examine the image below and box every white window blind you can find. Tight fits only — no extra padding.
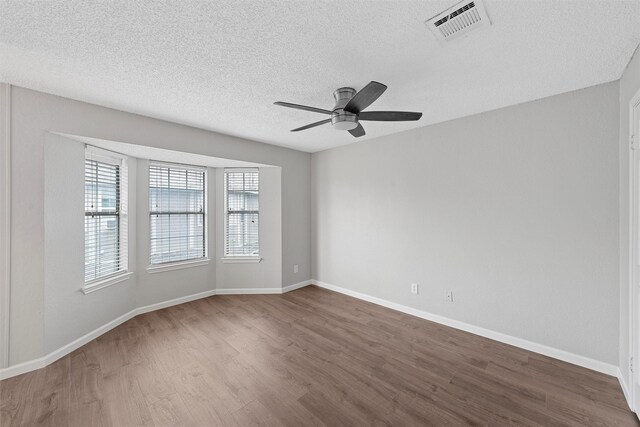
[149,163,206,265]
[224,169,259,256]
[85,152,128,282]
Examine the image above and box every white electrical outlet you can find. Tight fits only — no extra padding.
[294,264,299,274]
[410,283,419,294]
[446,290,454,302]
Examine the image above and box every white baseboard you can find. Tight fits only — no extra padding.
[283,279,313,293]
[313,280,619,378]
[0,282,315,381]
[137,289,217,314]
[4,277,620,398]
[215,287,282,295]
[618,368,634,412]
[0,289,216,380]
[217,280,312,295]
[0,308,137,380]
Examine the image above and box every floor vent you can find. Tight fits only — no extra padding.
[425,0,491,42]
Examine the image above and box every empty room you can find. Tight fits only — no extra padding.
[1,0,640,425]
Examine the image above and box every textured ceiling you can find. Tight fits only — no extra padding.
[1,1,639,153]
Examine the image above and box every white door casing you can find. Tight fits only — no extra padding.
[630,89,640,412]
[0,83,10,369]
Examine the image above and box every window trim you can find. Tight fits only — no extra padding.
[82,271,133,295]
[148,162,208,268]
[223,167,260,258]
[84,146,128,285]
[221,256,262,264]
[146,257,210,273]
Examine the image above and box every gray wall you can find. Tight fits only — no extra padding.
[9,86,311,365]
[619,46,640,386]
[44,135,137,353]
[312,82,620,364]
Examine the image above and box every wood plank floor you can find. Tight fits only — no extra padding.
[1,285,637,426]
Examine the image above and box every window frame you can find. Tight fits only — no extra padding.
[223,168,261,262]
[83,147,129,292]
[148,161,208,268]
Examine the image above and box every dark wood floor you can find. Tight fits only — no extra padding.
[0,285,637,426]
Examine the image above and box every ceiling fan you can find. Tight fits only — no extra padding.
[274,81,422,138]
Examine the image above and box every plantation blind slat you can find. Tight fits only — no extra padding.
[224,169,259,256]
[149,163,206,265]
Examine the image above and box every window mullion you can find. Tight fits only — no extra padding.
[115,165,120,272]
[94,160,98,280]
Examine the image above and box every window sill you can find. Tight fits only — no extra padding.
[146,258,210,274]
[221,256,262,264]
[82,271,133,295]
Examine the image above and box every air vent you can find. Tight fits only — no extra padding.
[425,0,491,42]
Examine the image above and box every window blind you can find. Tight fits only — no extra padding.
[85,156,127,282]
[224,169,259,256]
[149,163,206,265]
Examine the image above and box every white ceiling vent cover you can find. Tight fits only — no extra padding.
[425,0,491,42]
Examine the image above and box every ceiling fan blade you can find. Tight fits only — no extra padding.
[274,101,333,115]
[358,111,423,121]
[343,81,387,114]
[348,123,366,137]
[291,118,332,132]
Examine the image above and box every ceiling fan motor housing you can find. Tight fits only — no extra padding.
[331,87,358,130]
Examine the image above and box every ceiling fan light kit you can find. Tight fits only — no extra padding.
[274,81,423,138]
